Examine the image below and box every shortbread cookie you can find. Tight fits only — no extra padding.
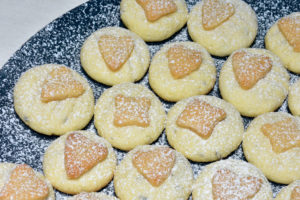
[68,192,119,200]
[120,0,188,42]
[243,112,300,184]
[0,163,55,200]
[149,42,216,102]
[14,64,94,135]
[275,180,300,200]
[166,95,243,162]
[43,131,116,194]
[80,27,150,86]
[266,12,300,74]
[114,145,193,200]
[219,48,289,117]
[188,0,257,56]
[192,159,273,200]
[289,78,300,116]
[94,83,166,151]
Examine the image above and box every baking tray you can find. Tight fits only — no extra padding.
[0,0,299,199]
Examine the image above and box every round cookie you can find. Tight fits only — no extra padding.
[0,163,55,200]
[43,131,116,194]
[188,0,257,57]
[14,64,94,136]
[265,12,300,74]
[94,83,166,151]
[288,78,300,116]
[114,145,193,200]
[68,192,119,200]
[80,27,150,86]
[120,0,188,42]
[243,112,300,184]
[275,180,300,200]
[219,48,290,117]
[192,159,273,200]
[149,42,216,102]
[166,95,244,162]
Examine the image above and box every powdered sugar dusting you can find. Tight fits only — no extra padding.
[177,99,226,139]
[167,45,202,79]
[114,94,151,127]
[261,118,300,153]
[41,67,86,103]
[212,168,263,199]
[136,0,177,22]
[0,164,50,200]
[132,147,175,187]
[98,35,134,71]
[193,159,273,199]
[232,51,272,90]
[0,0,299,199]
[202,0,235,30]
[114,145,193,199]
[277,15,300,52]
[64,132,108,179]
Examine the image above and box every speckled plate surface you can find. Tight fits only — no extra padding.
[0,0,299,199]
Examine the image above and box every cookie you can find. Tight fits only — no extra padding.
[114,145,193,200]
[14,64,94,135]
[288,78,300,116]
[94,83,166,151]
[166,95,244,162]
[0,163,55,200]
[243,112,300,184]
[265,12,300,74]
[188,0,257,57]
[275,180,300,200]
[68,192,119,200]
[120,0,188,42]
[43,131,116,194]
[80,27,150,86]
[149,42,216,102]
[219,48,290,117]
[192,159,273,200]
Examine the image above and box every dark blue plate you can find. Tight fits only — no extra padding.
[0,0,299,198]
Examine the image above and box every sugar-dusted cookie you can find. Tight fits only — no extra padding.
[114,145,193,200]
[80,27,150,86]
[166,95,243,162]
[243,112,300,184]
[188,0,257,57]
[13,64,94,135]
[265,12,300,74]
[0,163,55,200]
[289,78,300,116]
[149,42,216,102]
[219,48,289,117]
[192,159,273,200]
[94,83,166,151]
[43,131,116,194]
[275,180,300,200]
[68,192,119,200]
[120,0,188,42]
